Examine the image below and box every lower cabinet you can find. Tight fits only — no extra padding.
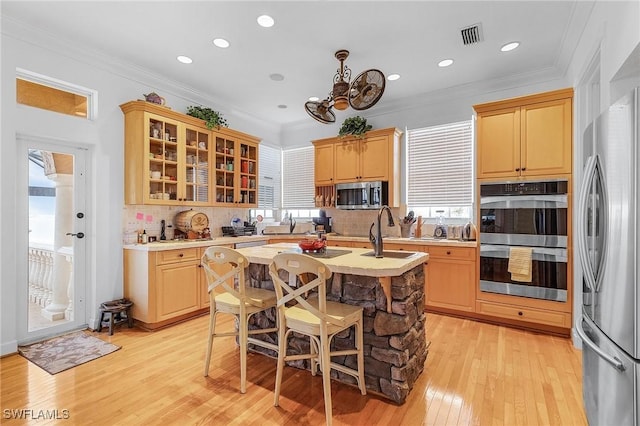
[125,246,213,329]
[424,246,476,313]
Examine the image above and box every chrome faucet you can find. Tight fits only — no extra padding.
[289,213,296,234]
[369,205,395,258]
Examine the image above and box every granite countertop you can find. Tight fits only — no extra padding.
[235,242,428,278]
[328,234,478,248]
[123,235,270,251]
[123,233,477,251]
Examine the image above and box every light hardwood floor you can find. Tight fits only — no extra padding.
[1,313,587,425]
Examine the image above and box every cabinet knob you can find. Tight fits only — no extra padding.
[179,253,184,257]
[518,311,523,316]
[521,167,526,171]
[446,250,451,255]
[515,168,520,172]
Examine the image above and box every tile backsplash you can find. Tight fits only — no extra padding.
[122,205,250,244]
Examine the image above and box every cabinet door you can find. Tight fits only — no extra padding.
[182,125,211,204]
[520,97,572,176]
[425,258,476,312]
[156,261,200,321]
[214,136,258,206]
[147,113,181,203]
[237,140,258,207]
[359,135,390,181]
[314,143,335,185]
[477,108,520,179]
[213,135,238,205]
[334,140,360,182]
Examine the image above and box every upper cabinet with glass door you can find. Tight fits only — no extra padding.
[120,101,259,206]
[213,129,259,207]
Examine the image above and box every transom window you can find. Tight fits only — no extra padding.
[16,68,97,120]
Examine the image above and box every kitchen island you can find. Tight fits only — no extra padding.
[234,243,429,404]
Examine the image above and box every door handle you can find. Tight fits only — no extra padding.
[66,232,85,239]
[575,317,625,371]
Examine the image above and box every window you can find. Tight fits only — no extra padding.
[256,144,281,218]
[282,146,315,209]
[16,68,98,119]
[406,120,473,219]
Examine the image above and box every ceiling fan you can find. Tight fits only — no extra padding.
[305,49,386,124]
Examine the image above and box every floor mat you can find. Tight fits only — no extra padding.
[18,331,120,375]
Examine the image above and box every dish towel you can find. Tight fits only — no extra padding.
[508,247,533,282]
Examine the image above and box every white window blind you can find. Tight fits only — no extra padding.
[282,146,315,208]
[258,144,281,208]
[407,120,473,207]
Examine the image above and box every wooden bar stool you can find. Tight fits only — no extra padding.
[269,253,366,426]
[201,246,278,394]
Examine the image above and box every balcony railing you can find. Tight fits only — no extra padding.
[28,243,73,322]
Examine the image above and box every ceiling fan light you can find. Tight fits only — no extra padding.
[333,97,349,110]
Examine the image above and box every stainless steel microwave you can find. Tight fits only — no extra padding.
[335,181,388,210]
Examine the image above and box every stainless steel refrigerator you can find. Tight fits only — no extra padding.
[576,87,639,425]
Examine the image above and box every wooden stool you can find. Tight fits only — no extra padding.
[98,299,133,335]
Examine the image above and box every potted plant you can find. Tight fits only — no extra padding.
[338,116,372,138]
[186,106,229,129]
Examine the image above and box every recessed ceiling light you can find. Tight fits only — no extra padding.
[308,96,319,102]
[213,38,230,48]
[177,55,192,64]
[277,104,287,109]
[257,15,275,28]
[501,41,520,52]
[387,74,400,81]
[270,73,284,81]
[438,59,454,67]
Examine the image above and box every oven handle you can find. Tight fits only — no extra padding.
[577,155,598,292]
[575,316,625,372]
[480,194,567,208]
[480,245,567,262]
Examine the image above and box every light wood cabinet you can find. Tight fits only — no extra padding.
[314,143,335,186]
[120,101,260,207]
[476,300,571,328]
[121,101,211,205]
[424,246,476,313]
[213,134,259,206]
[312,127,402,207]
[474,88,573,179]
[334,135,391,182]
[124,247,206,329]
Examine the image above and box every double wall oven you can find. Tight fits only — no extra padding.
[479,179,568,302]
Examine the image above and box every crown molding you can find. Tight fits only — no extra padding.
[2,15,281,137]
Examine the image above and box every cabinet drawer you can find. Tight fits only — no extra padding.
[156,248,200,265]
[427,246,475,260]
[476,300,571,328]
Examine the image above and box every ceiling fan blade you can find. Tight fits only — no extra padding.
[349,69,385,110]
[305,100,336,124]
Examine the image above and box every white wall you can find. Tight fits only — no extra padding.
[0,18,280,355]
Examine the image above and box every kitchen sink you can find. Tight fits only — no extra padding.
[361,251,418,259]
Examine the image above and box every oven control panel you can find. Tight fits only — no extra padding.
[480,180,568,196]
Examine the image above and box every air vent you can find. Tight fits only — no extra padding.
[460,23,483,45]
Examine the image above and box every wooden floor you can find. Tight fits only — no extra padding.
[1,312,587,425]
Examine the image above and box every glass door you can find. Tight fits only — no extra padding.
[18,138,88,342]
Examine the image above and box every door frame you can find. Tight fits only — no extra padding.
[16,134,91,344]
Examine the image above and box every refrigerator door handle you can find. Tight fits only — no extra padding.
[577,155,598,292]
[575,317,625,372]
